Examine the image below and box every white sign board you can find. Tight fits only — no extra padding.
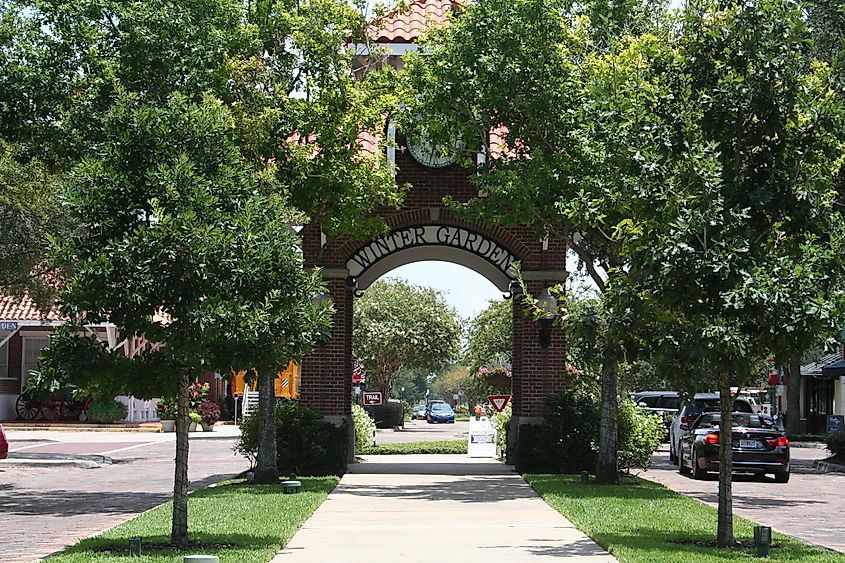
[467,418,497,458]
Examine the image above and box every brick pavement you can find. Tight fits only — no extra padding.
[0,436,248,563]
[643,446,845,553]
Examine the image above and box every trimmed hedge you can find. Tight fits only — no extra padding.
[361,440,467,455]
[235,399,348,475]
[86,399,128,423]
[513,390,663,474]
[364,402,403,428]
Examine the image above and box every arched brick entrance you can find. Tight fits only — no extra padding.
[299,0,570,461]
[300,149,569,460]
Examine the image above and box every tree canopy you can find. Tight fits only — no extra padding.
[353,279,461,399]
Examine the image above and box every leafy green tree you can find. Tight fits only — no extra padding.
[49,93,329,545]
[618,0,845,546]
[464,299,512,373]
[403,0,667,484]
[353,279,461,399]
[431,364,472,404]
[7,0,406,541]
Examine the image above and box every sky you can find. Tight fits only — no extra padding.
[383,261,504,321]
[381,252,588,321]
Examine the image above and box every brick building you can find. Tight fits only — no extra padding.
[300,0,571,459]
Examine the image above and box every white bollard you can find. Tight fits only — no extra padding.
[184,556,220,563]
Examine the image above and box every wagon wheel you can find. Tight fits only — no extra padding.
[15,395,42,420]
[65,400,85,421]
[80,397,92,420]
[40,399,59,421]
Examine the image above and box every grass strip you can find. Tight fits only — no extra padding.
[361,440,467,455]
[47,476,339,563]
[525,474,845,563]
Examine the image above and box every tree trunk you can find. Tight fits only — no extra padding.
[786,356,802,436]
[596,365,618,484]
[254,371,278,484]
[716,372,735,547]
[171,371,190,547]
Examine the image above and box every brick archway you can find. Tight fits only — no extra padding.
[300,147,569,461]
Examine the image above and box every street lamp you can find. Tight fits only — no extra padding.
[537,287,557,349]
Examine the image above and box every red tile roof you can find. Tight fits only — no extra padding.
[370,0,459,43]
[0,293,64,322]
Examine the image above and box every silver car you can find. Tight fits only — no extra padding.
[669,394,754,465]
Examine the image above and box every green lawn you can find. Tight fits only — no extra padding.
[47,477,338,563]
[361,440,467,454]
[525,474,845,562]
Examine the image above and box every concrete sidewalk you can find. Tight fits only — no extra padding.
[272,455,616,562]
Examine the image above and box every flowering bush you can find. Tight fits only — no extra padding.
[564,364,583,378]
[198,400,221,426]
[156,398,178,420]
[189,379,209,410]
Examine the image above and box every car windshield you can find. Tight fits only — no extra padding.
[431,404,451,412]
[695,413,776,429]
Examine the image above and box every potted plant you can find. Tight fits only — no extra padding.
[189,411,202,432]
[156,398,177,432]
[198,400,220,432]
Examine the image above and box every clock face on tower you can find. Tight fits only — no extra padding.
[406,136,462,169]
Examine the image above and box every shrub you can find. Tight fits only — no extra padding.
[364,402,403,428]
[361,440,467,455]
[235,399,348,475]
[826,432,845,459]
[514,390,599,472]
[455,403,469,415]
[514,390,662,474]
[352,404,376,452]
[198,400,221,426]
[490,404,511,457]
[618,400,664,473]
[86,399,128,423]
[189,411,203,424]
[156,398,178,420]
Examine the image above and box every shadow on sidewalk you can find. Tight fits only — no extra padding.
[336,475,534,503]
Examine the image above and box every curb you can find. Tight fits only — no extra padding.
[791,441,828,449]
[813,459,845,474]
[1,452,113,469]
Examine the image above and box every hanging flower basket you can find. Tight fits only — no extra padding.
[477,366,512,389]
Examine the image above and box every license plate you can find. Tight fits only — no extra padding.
[739,439,760,449]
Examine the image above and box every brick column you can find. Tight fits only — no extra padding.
[299,277,355,462]
[508,278,567,463]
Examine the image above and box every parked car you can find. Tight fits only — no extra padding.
[678,412,790,482]
[0,424,7,460]
[669,394,754,464]
[632,391,680,433]
[427,402,456,424]
[412,404,427,420]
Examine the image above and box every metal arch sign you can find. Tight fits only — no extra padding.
[346,225,518,279]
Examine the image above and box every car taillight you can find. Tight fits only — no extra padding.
[766,436,789,448]
[704,433,719,445]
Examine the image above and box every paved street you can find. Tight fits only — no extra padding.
[375,418,469,444]
[0,430,248,563]
[642,445,845,553]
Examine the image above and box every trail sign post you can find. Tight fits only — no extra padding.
[363,392,382,406]
[488,395,511,413]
